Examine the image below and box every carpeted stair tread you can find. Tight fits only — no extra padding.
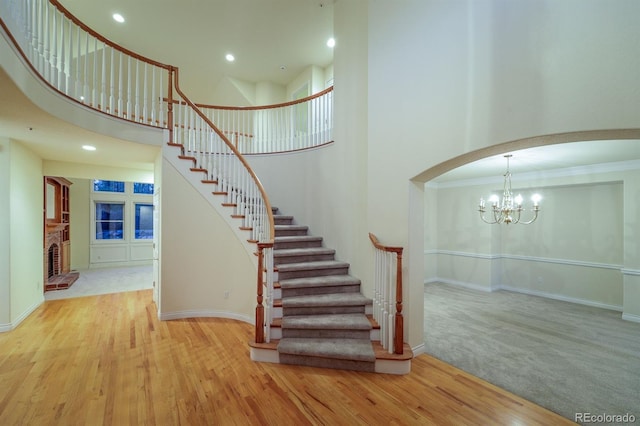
[282,314,372,330]
[282,292,370,307]
[280,275,361,289]
[275,235,323,243]
[277,338,375,362]
[274,248,336,257]
[277,260,350,272]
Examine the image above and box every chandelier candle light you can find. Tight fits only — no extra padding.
[478,155,541,225]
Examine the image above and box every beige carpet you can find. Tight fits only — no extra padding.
[424,282,640,423]
[44,265,153,300]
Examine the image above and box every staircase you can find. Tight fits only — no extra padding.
[170,147,411,374]
[251,208,413,375]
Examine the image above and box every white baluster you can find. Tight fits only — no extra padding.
[100,41,106,111]
[143,62,148,124]
[135,60,140,121]
[150,67,156,125]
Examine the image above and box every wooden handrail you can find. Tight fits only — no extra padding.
[369,233,404,354]
[170,67,275,244]
[164,86,333,110]
[171,68,275,343]
[49,0,172,70]
[0,1,173,129]
[194,86,333,111]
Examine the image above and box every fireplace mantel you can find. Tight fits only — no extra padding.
[46,223,67,233]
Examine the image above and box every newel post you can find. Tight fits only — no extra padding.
[255,244,265,343]
[394,248,404,354]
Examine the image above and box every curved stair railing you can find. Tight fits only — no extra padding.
[169,67,276,342]
[0,0,277,343]
[369,233,404,354]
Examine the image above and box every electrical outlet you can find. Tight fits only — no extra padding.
[224,291,230,299]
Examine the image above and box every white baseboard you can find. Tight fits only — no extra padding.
[427,280,623,312]
[411,342,426,357]
[375,359,411,375]
[159,309,253,324]
[0,299,43,333]
[425,278,494,293]
[622,313,640,323]
[498,285,622,312]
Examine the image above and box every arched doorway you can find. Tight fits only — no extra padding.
[412,131,640,420]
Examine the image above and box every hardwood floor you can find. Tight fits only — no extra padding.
[0,291,575,425]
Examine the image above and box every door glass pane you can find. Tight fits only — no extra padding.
[135,203,153,239]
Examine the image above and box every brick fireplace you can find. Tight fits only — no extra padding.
[44,176,78,291]
[44,224,78,291]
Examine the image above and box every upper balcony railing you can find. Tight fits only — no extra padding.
[0,0,333,154]
[192,87,333,154]
[1,0,172,127]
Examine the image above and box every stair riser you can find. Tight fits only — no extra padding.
[274,218,294,225]
[274,253,336,265]
[270,328,380,343]
[283,305,366,316]
[279,354,375,373]
[275,229,309,237]
[281,284,361,297]
[278,267,349,280]
[274,240,323,249]
[282,329,371,339]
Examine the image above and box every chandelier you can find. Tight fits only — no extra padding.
[478,155,541,225]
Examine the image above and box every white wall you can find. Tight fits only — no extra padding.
[8,140,44,327]
[426,165,638,311]
[0,137,11,328]
[159,158,256,321]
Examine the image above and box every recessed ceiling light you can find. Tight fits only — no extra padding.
[82,145,96,151]
[225,53,235,62]
[112,13,125,23]
[327,37,335,48]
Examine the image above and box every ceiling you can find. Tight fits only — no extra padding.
[431,140,640,184]
[57,0,336,93]
[1,0,639,178]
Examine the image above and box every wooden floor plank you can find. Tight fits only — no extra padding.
[0,290,575,425]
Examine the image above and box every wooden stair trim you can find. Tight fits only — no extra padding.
[201,179,218,184]
[212,191,227,196]
[248,340,279,350]
[372,342,413,361]
[222,203,237,207]
[367,314,380,329]
[240,227,253,231]
[231,214,245,219]
[190,168,207,173]
[178,155,196,162]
